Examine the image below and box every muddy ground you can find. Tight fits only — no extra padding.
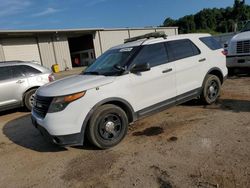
[0,76,249,188]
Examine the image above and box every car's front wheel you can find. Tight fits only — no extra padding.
[200,74,221,105]
[87,104,128,149]
[24,89,37,111]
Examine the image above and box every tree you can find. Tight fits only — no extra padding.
[162,0,250,34]
[233,0,248,21]
[163,17,177,27]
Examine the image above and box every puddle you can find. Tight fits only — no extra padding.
[168,136,178,142]
[158,177,173,188]
[132,127,164,136]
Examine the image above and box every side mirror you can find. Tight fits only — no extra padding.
[130,63,151,73]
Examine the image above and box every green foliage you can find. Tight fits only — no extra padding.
[162,0,250,33]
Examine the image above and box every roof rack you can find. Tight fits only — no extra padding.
[124,31,167,43]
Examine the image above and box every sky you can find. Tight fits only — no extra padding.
[0,0,249,30]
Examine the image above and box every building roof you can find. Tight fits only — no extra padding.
[0,27,178,36]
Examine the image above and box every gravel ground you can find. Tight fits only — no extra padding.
[0,76,249,188]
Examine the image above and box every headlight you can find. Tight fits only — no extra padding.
[48,91,86,113]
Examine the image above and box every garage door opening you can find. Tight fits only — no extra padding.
[68,35,96,67]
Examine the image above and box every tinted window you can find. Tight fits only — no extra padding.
[166,39,200,62]
[132,43,168,67]
[0,66,12,81]
[12,66,25,78]
[200,37,222,50]
[21,65,41,75]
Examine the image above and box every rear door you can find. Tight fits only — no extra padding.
[166,39,203,98]
[21,65,47,86]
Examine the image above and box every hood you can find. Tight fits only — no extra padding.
[37,75,116,97]
[231,31,250,42]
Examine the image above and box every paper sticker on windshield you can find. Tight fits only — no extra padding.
[119,48,133,52]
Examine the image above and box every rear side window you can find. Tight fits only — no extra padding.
[132,43,168,67]
[21,65,41,75]
[0,66,12,81]
[166,39,200,62]
[200,36,222,50]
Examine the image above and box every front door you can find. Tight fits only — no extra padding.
[0,66,28,108]
[119,42,176,114]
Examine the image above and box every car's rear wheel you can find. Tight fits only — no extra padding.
[24,89,37,111]
[200,74,221,105]
[87,104,128,149]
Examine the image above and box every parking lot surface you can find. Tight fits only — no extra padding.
[0,75,249,188]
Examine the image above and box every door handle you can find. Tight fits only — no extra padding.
[162,68,173,74]
[199,58,206,62]
[16,80,25,84]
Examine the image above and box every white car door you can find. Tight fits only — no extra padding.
[166,39,203,98]
[119,42,176,114]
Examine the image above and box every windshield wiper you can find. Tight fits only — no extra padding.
[84,71,100,75]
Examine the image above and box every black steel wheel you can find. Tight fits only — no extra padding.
[201,74,221,105]
[87,104,128,149]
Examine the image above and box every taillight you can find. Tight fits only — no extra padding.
[222,49,228,56]
[48,74,55,82]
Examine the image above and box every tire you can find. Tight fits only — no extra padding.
[24,89,37,111]
[200,74,221,105]
[87,104,128,149]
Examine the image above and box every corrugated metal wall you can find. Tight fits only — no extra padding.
[92,32,102,58]
[52,36,72,71]
[1,38,41,63]
[93,28,178,58]
[38,36,72,71]
[98,30,129,55]
[155,28,178,36]
[0,27,177,70]
[129,29,155,37]
[0,40,5,61]
[38,36,56,69]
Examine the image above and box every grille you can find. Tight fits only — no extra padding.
[33,95,53,118]
[237,40,250,54]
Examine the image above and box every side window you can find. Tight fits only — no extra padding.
[200,36,222,50]
[21,65,41,76]
[11,66,26,78]
[0,66,12,81]
[132,43,168,67]
[166,39,200,62]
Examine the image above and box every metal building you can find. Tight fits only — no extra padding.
[0,27,178,71]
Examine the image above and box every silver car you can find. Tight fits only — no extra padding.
[0,61,54,111]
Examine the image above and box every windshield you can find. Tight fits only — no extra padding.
[241,21,250,32]
[83,47,139,76]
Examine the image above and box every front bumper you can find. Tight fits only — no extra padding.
[227,55,250,68]
[31,115,83,146]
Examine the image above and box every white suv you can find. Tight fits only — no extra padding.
[31,32,227,149]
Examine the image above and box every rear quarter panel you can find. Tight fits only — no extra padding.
[193,37,227,84]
